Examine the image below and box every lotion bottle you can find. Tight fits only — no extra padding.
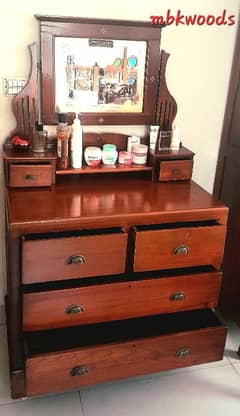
[71,113,83,168]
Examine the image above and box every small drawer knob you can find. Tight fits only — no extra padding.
[66,304,85,315]
[176,347,192,358]
[70,365,89,377]
[25,174,37,181]
[66,255,86,265]
[170,292,185,302]
[172,245,189,255]
[172,168,181,176]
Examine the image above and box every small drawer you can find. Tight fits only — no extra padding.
[25,309,227,396]
[9,164,53,187]
[134,223,226,272]
[22,229,127,284]
[159,160,193,181]
[23,271,221,331]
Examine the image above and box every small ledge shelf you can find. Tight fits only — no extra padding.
[56,164,152,175]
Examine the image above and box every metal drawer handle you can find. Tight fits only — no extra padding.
[66,304,85,315]
[25,174,37,181]
[70,365,89,377]
[66,255,86,265]
[176,347,192,358]
[170,292,185,301]
[172,245,189,255]
[172,168,181,176]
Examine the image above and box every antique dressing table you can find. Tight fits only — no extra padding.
[3,15,228,399]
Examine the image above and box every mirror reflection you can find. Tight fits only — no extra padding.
[55,37,147,114]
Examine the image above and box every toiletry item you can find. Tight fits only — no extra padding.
[118,151,133,166]
[71,113,83,168]
[127,136,140,152]
[102,144,118,165]
[32,122,48,153]
[132,144,148,165]
[171,124,181,150]
[84,146,102,166]
[156,129,172,150]
[56,113,71,169]
[149,124,160,153]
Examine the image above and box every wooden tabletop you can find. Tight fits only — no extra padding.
[6,176,228,233]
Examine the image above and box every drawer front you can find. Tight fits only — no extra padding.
[9,164,53,187]
[22,232,127,284]
[134,225,226,272]
[23,272,221,331]
[26,325,226,396]
[159,160,193,181]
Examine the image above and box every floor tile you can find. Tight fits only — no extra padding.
[80,365,240,416]
[0,392,83,415]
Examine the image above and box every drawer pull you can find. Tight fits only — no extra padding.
[172,245,189,255]
[176,347,192,358]
[70,365,89,377]
[66,304,85,315]
[25,174,37,181]
[66,255,86,265]
[172,168,181,176]
[170,292,186,301]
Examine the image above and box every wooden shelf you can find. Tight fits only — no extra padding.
[56,164,152,175]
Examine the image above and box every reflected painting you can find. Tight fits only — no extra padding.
[55,37,147,113]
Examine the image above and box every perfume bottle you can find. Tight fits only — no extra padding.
[56,113,71,169]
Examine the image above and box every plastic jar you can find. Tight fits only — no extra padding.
[84,146,102,167]
[132,144,148,165]
[118,151,133,166]
[102,144,118,165]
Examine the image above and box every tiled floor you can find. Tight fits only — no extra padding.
[0,317,240,415]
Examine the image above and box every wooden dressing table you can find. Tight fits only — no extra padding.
[3,16,228,399]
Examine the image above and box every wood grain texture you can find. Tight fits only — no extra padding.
[23,272,221,331]
[22,232,127,284]
[134,225,226,272]
[26,325,226,396]
[9,164,53,187]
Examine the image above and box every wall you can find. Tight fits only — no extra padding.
[0,0,239,306]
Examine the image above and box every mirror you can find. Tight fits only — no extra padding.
[36,15,162,125]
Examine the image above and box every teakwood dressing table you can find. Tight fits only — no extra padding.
[3,15,228,399]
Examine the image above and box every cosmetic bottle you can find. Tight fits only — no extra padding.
[70,113,83,168]
[56,113,71,169]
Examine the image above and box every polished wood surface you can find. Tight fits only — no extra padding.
[23,271,221,331]
[26,324,226,396]
[22,231,127,284]
[159,160,193,181]
[6,179,227,233]
[134,225,226,272]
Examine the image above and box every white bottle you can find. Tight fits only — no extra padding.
[71,113,83,168]
[171,124,181,150]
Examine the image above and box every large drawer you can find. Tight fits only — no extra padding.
[134,222,226,272]
[23,270,221,331]
[22,229,127,284]
[25,309,227,396]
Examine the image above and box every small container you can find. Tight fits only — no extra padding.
[149,124,160,153]
[32,123,48,153]
[102,144,118,165]
[118,151,133,166]
[132,144,148,165]
[84,146,102,167]
[127,135,140,152]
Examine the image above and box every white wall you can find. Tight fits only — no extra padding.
[0,0,239,305]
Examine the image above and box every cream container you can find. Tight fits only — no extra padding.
[84,146,102,167]
[102,144,118,165]
[132,144,148,165]
[118,151,133,166]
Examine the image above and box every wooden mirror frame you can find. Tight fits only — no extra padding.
[36,15,163,126]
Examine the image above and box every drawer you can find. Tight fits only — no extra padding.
[134,222,226,272]
[22,229,127,284]
[23,270,221,331]
[25,309,227,396]
[159,160,193,181]
[9,164,53,187]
